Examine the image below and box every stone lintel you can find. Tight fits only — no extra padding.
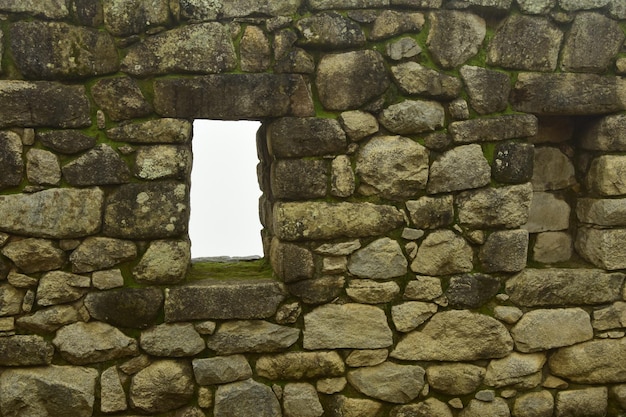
[153,74,314,120]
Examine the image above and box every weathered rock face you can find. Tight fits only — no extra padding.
[511,308,593,352]
[427,11,486,68]
[206,320,300,354]
[427,363,485,395]
[347,362,425,403]
[214,379,282,417]
[130,360,195,413]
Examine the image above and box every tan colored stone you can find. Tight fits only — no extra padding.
[256,351,344,380]
[550,338,626,383]
[485,352,546,389]
[427,363,485,395]
[411,230,473,276]
[512,308,593,352]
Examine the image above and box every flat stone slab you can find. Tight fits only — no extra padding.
[165,279,286,322]
[154,74,314,119]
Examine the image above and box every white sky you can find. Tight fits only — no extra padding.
[189,120,264,258]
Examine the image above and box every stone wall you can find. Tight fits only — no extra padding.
[0,0,625,416]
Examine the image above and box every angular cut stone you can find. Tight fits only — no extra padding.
[11,21,118,79]
[511,73,626,115]
[332,155,356,197]
[130,360,195,414]
[523,192,570,232]
[268,117,346,158]
[63,144,130,186]
[391,302,437,332]
[550,338,626,384]
[221,0,301,17]
[370,10,424,41]
[16,303,86,333]
[0,81,91,128]
[288,276,345,305]
[511,308,593,352]
[559,0,609,9]
[284,383,324,417]
[457,183,533,228]
[273,201,405,241]
[392,310,513,361]
[427,363,485,396]
[214,379,281,417]
[479,229,529,273]
[379,100,445,135]
[493,142,534,184]
[316,50,389,110]
[240,25,271,72]
[427,11,486,69]
[70,237,136,273]
[309,0,388,8]
[339,110,379,141]
[103,181,188,239]
[533,232,572,264]
[391,399,453,417]
[427,144,491,193]
[391,62,461,100]
[581,113,626,151]
[328,395,382,417]
[0,284,25,317]
[122,23,235,76]
[485,352,546,389]
[155,74,314,119]
[270,240,314,283]
[26,148,60,185]
[411,230,473,276]
[107,118,192,144]
[140,323,205,357]
[445,273,500,309]
[506,268,624,306]
[356,135,429,199]
[38,130,96,154]
[561,12,625,73]
[346,280,400,304]
[449,114,538,144]
[532,147,576,191]
[406,195,453,229]
[101,366,127,413]
[346,349,388,367]
[576,227,626,270]
[296,12,366,48]
[193,355,252,385]
[53,321,138,365]
[206,320,300,354]
[577,198,626,226]
[133,239,190,284]
[386,37,422,61]
[0,365,97,417]
[487,15,562,71]
[91,76,152,121]
[303,303,393,349]
[271,159,328,200]
[2,238,66,274]
[0,131,22,190]
[0,335,54,366]
[347,237,407,279]
[165,279,286,321]
[513,391,554,417]
[587,155,626,196]
[135,144,191,181]
[256,351,344,380]
[459,398,511,417]
[102,0,170,36]
[348,362,425,404]
[460,66,511,114]
[85,287,163,329]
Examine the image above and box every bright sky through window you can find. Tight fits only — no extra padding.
[190,120,263,258]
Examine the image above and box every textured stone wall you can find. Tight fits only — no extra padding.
[0,0,625,416]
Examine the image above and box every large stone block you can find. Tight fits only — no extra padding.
[103,181,188,239]
[449,114,538,144]
[0,0,70,19]
[70,237,137,273]
[460,66,510,114]
[107,118,192,144]
[206,320,300,354]
[487,15,562,71]
[445,273,500,309]
[0,131,23,190]
[506,268,624,306]
[427,144,490,193]
[586,155,626,196]
[347,362,425,404]
[456,183,533,228]
[91,77,152,121]
[531,147,576,191]
[577,197,626,226]
[84,288,164,329]
[37,130,96,154]
[511,308,593,352]
[296,12,366,48]
[273,201,405,241]
[303,303,393,349]
[511,73,626,115]
[0,365,98,417]
[391,62,461,100]
[62,144,130,186]
[222,0,301,17]
[256,351,344,379]
[581,113,626,151]
[164,279,286,321]
[103,0,171,36]
[347,237,407,279]
[426,11,486,69]
[576,227,626,270]
[11,21,118,79]
[427,363,485,396]
[130,360,195,414]
[268,117,346,158]
[140,323,205,357]
[271,159,329,199]
[379,100,445,135]
[0,81,91,128]
[0,335,53,366]
[154,74,314,119]
[316,50,389,110]
[214,379,281,417]
[132,239,191,284]
[2,239,66,274]
[484,352,546,389]
[391,310,513,361]
[522,192,571,232]
[550,338,626,384]
[411,230,473,276]
[555,387,608,417]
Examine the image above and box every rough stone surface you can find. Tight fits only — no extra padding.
[347,362,425,403]
[427,11,486,68]
[513,391,554,417]
[130,360,195,414]
[16,303,87,333]
[63,144,130,186]
[165,279,286,321]
[406,195,453,229]
[554,387,607,417]
[270,240,315,283]
[493,142,535,184]
[457,183,533,228]
[102,0,171,36]
[84,287,163,329]
[0,284,25,317]
[587,155,626,196]
[356,135,429,199]
[533,232,572,263]
[36,271,90,306]
[256,351,344,380]
[392,310,513,361]
[240,25,271,72]
[450,115,538,144]
[550,338,626,384]
[411,230,473,276]
[134,145,191,180]
[0,188,103,239]
[370,10,424,40]
[140,323,205,357]
[391,301,437,332]
[268,117,346,158]
[391,62,462,100]
[339,110,379,141]
[523,192,571,232]
[459,398,511,417]
[0,365,97,417]
[26,148,60,185]
[581,113,626,151]
[0,335,54,366]
[346,280,400,304]
[283,383,324,417]
[347,237,407,279]
[303,303,392,349]
[206,320,299,354]
[316,50,389,110]
[100,366,127,413]
[427,144,491,193]
[70,237,136,273]
[37,130,94,155]
[331,155,356,197]
[288,275,345,305]
[271,159,328,200]
[53,321,138,365]
[214,379,281,417]
[192,355,253,385]
[2,238,66,274]
[427,363,485,396]
[345,349,388,367]
[391,399,453,417]
[511,308,593,353]
[133,239,191,284]
[576,228,626,270]
[532,147,576,191]
[485,352,546,389]
[386,37,422,61]
[273,201,405,241]
[379,101,445,135]
[460,66,511,114]
[479,229,529,272]
[91,76,152,121]
[577,197,626,226]
[296,12,365,48]
[107,118,191,144]
[328,395,382,417]
[445,274,500,309]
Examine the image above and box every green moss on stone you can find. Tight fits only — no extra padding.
[186,258,274,281]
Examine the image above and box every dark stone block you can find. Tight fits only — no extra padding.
[492,142,534,184]
[271,159,329,200]
[445,273,500,309]
[91,77,152,121]
[62,144,131,186]
[287,276,345,305]
[37,130,96,154]
[270,240,315,283]
[0,335,53,366]
[267,117,347,158]
[84,288,164,329]
[0,131,23,190]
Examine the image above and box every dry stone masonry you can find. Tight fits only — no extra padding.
[0,0,625,416]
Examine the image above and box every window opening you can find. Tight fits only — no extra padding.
[190,120,263,259]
